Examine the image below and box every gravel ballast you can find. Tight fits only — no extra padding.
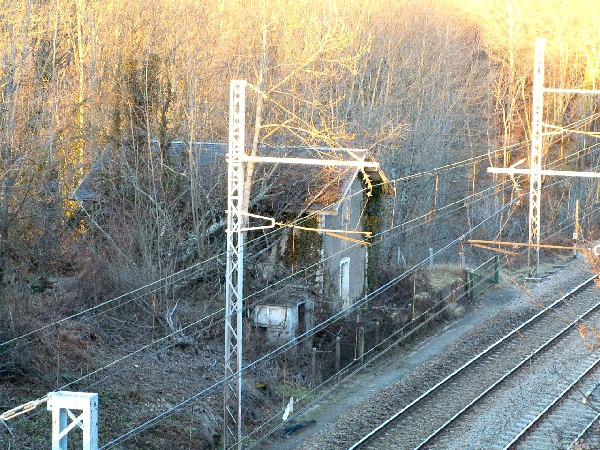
[297,258,595,449]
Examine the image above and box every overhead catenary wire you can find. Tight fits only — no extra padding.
[28,147,524,408]
[0,257,220,349]
[0,141,537,410]
[4,121,599,444]
[286,127,599,240]
[68,148,600,387]
[14,170,518,405]
[98,197,520,449]
[247,146,599,303]
[97,149,600,447]
[0,72,600,448]
[3,144,591,417]
[6,178,594,448]
[0,141,519,347]
[244,201,600,447]
[12,183,595,431]
[5,123,594,351]
[244,267,500,448]
[246,199,600,448]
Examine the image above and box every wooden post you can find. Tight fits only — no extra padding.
[311,347,317,390]
[459,237,465,270]
[358,326,365,365]
[433,173,439,211]
[468,271,473,300]
[375,321,380,347]
[412,275,417,320]
[243,318,249,342]
[335,336,341,383]
[573,199,580,259]
[494,255,500,283]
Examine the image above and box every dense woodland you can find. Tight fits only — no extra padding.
[1,0,600,447]
[1,0,600,295]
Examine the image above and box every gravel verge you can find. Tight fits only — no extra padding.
[298,258,594,449]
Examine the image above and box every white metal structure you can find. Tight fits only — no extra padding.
[488,168,600,179]
[224,80,247,450]
[223,80,378,449]
[488,37,600,276]
[47,391,98,450]
[528,37,545,276]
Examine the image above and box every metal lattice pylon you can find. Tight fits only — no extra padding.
[222,80,379,449]
[528,37,545,276]
[488,37,600,275]
[47,391,98,450]
[224,80,246,449]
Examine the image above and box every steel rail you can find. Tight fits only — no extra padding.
[413,281,600,449]
[571,412,600,448]
[348,275,598,450]
[503,357,600,449]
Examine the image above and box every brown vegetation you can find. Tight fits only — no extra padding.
[1,0,600,446]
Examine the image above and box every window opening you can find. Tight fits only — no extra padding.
[340,257,350,308]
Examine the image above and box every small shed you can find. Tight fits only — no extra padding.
[252,299,313,346]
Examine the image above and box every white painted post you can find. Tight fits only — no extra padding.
[429,248,434,269]
[47,391,98,450]
[528,37,545,278]
[573,198,580,258]
[52,406,67,450]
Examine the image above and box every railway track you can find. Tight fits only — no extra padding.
[504,357,600,449]
[570,409,600,449]
[349,275,600,449]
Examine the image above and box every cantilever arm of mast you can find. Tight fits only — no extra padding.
[544,87,600,95]
[242,155,379,169]
[276,221,372,236]
[488,167,600,178]
[467,239,590,251]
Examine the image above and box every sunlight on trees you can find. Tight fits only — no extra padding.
[0,0,599,291]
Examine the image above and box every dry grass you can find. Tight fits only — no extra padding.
[427,264,464,291]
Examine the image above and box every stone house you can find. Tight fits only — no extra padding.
[73,142,387,344]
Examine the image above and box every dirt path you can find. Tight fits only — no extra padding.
[260,283,522,449]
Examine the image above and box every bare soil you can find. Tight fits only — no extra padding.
[259,283,521,449]
[294,256,593,449]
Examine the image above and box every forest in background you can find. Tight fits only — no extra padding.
[1,0,599,287]
[1,0,599,341]
[2,0,600,447]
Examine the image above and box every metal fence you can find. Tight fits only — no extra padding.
[467,255,499,298]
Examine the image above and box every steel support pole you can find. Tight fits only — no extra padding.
[221,79,379,448]
[47,391,98,450]
[486,38,600,279]
[224,80,246,450]
[528,38,545,277]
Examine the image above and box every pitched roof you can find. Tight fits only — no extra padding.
[72,142,386,215]
[72,147,111,202]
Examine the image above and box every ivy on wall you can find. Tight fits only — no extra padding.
[283,215,323,278]
[364,182,388,292]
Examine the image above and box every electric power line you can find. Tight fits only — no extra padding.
[4,129,599,446]
[98,151,600,447]
[6,122,595,351]
[9,144,592,394]
[98,197,520,449]
[58,147,600,395]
